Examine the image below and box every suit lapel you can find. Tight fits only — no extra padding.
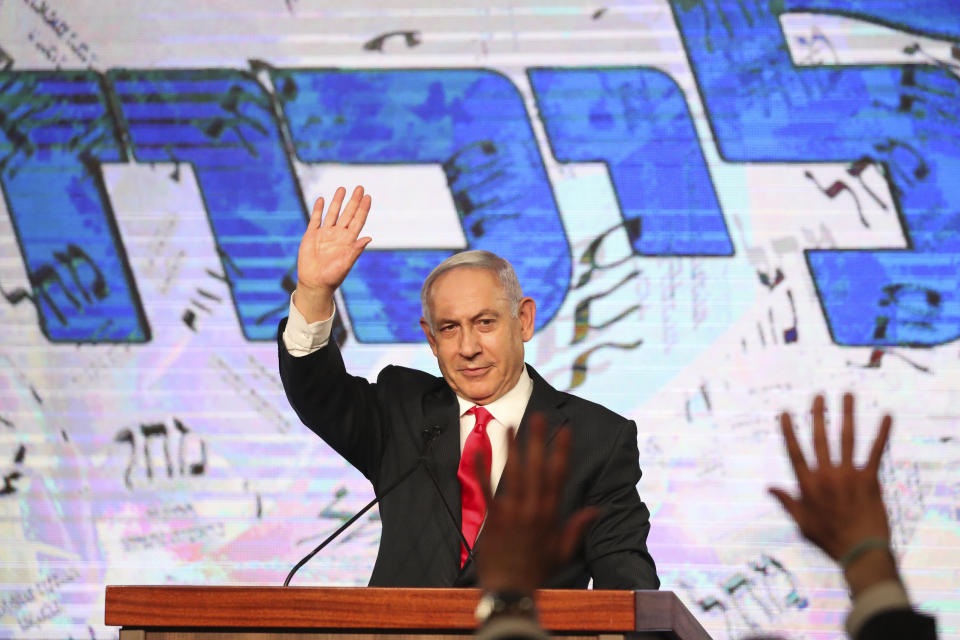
[504,364,568,493]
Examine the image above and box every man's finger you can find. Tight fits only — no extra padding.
[339,186,365,229]
[780,411,810,482]
[768,487,802,523]
[840,392,855,467]
[811,394,830,468]
[351,237,373,261]
[348,194,372,235]
[309,196,325,229]
[323,186,347,226]
[500,426,521,502]
[866,414,892,476]
[542,427,571,516]
[522,414,547,512]
[478,447,495,508]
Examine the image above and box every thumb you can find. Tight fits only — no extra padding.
[353,237,372,253]
[347,237,373,265]
[768,487,802,523]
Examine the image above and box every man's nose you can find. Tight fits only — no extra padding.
[458,327,481,358]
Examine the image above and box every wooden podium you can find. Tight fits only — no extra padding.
[105,586,713,640]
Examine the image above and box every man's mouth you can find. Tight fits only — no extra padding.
[460,365,491,378]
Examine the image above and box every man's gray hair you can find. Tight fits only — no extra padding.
[420,250,523,332]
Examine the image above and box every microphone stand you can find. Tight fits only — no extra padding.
[422,457,477,566]
[283,426,443,587]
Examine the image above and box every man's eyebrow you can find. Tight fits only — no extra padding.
[434,308,501,325]
[471,309,500,321]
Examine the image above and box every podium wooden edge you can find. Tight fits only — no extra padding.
[106,586,712,638]
[632,592,713,640]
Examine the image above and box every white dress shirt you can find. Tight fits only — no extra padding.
[283,293,533,491]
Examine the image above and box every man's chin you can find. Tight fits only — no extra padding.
[455,380,498,405]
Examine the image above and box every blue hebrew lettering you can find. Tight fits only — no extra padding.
[528,67,733,256]
[789,0,960,41]
[0,71,149,342]
[108,69,305,341]
[271,69,571,342]
[670,1,960,345]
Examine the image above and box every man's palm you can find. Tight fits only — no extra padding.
[297,185,372,294]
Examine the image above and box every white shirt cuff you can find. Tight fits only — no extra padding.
[281,292,335,357]
[845,579,911,639]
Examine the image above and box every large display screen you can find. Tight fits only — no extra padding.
[1,1,958,638]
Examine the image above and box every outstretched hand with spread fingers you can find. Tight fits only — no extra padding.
[769,393,892,565]
[295,186,372,321]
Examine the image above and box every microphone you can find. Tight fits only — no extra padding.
[422,452,477,566]
[410,425,476,564]
[283,425,444,587]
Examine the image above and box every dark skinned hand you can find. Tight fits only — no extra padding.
[475,413,599,595]
[769,393,897,596]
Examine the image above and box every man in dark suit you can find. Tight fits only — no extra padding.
[277,185,659,589]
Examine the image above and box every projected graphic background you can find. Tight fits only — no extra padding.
[1,1,959,638]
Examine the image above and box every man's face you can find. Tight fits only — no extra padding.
[420,267,536,406]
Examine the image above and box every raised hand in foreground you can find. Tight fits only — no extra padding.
[768,393,896,596]
[768,394,939,640]
[294,186,372,322]
[476,413,599,596]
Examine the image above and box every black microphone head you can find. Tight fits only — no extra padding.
[421,425,442,445]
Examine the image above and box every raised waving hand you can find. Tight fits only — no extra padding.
[769,393,897,597]
[295,186,372,322]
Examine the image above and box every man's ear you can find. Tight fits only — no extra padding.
[420,318,439,356]
[518,297,537,342]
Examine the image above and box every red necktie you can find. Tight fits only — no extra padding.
[458,406,493,567]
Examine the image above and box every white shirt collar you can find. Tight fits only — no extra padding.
[455,365,533,429]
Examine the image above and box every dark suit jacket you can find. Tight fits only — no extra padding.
[277,318,659,589]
